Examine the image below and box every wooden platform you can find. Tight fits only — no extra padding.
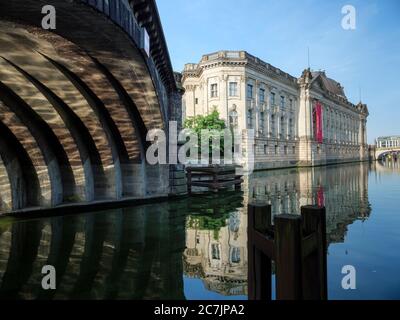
[186,165,243,194]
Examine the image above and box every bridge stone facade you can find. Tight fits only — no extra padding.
[0,0,185,215]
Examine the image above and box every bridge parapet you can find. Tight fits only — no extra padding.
[376,147,400,151]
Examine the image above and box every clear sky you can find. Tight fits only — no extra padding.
[157,0,400,144]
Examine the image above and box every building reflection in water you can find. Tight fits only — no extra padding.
[0,162,374,299]
[184,162,371,297]
[374,158,400,172]
[183,192,247,296]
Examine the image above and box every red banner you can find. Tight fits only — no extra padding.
[313,101,323,143]
[317,185,325,207]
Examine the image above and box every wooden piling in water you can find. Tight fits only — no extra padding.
[275,214,303,300]
[247,203,328,301]
[248,203,272,300]
[301,205,327,300]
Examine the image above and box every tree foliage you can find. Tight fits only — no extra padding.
[184,110,226,133]
[183,110,227,158]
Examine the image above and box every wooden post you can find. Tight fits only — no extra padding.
[212,170,218,193]
[248,203,272,300]
[301,205,327,300]
[274,214,302,300]
[187,168,192,195]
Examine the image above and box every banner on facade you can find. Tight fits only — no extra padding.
[313,101,323,143]
[317,185,325,207]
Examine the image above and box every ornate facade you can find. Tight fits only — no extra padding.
[182,51,369,170]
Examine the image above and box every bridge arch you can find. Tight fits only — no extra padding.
[0,81,73,206]
[375,149,400,160]
[0,0,183,214]
[0,120,41,210]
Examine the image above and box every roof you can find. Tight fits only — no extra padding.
[311,71,346,98]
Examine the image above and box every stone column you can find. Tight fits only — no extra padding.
[298,69,314,165]
[168,78,187,196]
[221,75,228,122]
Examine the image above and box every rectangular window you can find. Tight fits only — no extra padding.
[275,145,278,154]
[289,118,293,138]
[230,247,241,263]
[284,146,288,155]
[293,146,296,154]
[211,244,220,260]
[289,99,293,110]
[195,98,198,105]
[264,144,268,155]
[211,83,218,98]
[247,109,253,129]
[229,82,238,97]
[280,96,285,109]
[259,112,265,134]
[247,84,253,99]
[280,116,285,138]
[270,92,275,106]
[259,88,265,104]
[271,114,275,137]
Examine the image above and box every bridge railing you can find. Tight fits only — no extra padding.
[81,0,141,44]
[376,147,400,150]
[80,0,169,123]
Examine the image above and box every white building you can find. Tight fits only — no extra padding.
[182,51,369,170]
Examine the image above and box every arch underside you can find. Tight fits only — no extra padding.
[0,3,169,214]
[376,150,400,160]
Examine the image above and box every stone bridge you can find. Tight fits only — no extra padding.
[375,147,400,160]
[0,0,185,215]
[375,136,400,160]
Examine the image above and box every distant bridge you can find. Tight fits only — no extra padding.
[375,136,400,160]
[375,148,400,160]
[0,0,184,214]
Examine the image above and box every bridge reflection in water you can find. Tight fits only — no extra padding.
[0,162,372,299]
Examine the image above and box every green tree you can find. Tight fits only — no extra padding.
[184,110,228,159]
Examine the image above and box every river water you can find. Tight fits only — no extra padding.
[0,161,399,300]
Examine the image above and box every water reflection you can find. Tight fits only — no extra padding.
[375,158,400,172]
[0,206,187,299]
[184,193,247,296]
[244,163,371,243]
[0,162,381,299]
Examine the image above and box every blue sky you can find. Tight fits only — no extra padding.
[157,0,400,144]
